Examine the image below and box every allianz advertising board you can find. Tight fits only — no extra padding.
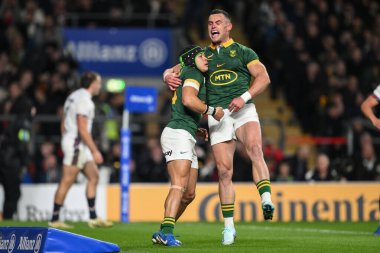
[64,28,172,76]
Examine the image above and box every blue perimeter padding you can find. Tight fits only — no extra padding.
[0,227,120,253]
[374,226,380,235]
[45,228,120,253]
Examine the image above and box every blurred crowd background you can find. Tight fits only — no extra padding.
[0,0,379,186]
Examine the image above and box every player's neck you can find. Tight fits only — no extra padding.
[85,88,93,97]
[213,37,231,48]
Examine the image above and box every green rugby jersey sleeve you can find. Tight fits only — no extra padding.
[181,66,204,89]
[240,45,259,66]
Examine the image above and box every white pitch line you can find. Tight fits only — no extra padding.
[247,225,373,235]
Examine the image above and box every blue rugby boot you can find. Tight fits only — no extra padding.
[152,231,181,246]
[152,231,162,245]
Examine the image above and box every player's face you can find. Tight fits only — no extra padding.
[195,53,208,72]
[91,75,102,96]
[208,13,232,45]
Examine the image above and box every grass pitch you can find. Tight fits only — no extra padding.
[1,221,379,252]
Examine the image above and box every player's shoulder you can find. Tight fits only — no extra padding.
[232,41,253,52]
[181,66,203,79]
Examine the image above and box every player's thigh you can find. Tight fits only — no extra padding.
[235,121,263,147]
[211,141,236,171]
[60,164,80,185]
[62,141,92,170]
[167,160,192,186]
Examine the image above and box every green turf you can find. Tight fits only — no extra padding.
[0,221,379,252]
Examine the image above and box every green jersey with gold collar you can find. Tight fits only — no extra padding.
[167,66,206,137]
[204,39,259,108]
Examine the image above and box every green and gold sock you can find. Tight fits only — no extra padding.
[221,203,234,218]
[160,217,175,234]
[256,179,271,196]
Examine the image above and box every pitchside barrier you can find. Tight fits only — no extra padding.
[0,227,120,253]
[0,183,378,222]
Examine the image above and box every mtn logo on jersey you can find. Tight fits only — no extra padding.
[210,69,238,86]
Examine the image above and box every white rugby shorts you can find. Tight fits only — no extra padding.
[208,103,259,145]
[160,127,198,169]
[62,137,93,169]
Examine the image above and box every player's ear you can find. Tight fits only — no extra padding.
[227,22,232,32]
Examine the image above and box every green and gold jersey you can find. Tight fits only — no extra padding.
[167,66,206,137]
[204,39,259,108]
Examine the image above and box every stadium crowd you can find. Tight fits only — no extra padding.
[0,0,379,186]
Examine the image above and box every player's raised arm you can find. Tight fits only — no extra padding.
[247,61,271,97]
[228,61,270,112]
[163,64,182,91]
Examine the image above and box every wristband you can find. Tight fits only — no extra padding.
[203,105,209,114]
[240,91,252,103]
[205,105,216,116]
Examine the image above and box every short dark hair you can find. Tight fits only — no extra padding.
[80,71,99,88]
[210,9,231,22]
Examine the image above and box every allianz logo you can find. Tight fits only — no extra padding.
[0,234,42,253]
[66,38,167,67]
[130,95,154,104]
[66,41,137,62]
[0,236,11,250]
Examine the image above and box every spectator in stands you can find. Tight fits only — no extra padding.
[286,145,310,181]
[34,140,61,183]
[0,81,34,219]
[352,132,380,181]
[352,132,380,180]
[136,137,168,182]
[307,153,335,181]
[275,161,294,182]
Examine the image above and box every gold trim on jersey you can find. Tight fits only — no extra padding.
[184,79,200,87]
[209,38,235,49]
[247,59,260,67]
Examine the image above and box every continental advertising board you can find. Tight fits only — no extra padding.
[108,183,379,222]
[1,183,378,222]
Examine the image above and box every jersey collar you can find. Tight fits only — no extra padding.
[210,38,234,50]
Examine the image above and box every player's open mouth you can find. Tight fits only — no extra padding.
[211,30,219,39]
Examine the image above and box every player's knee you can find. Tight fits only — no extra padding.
[218,168,233,181]
[61,177,75,186]
[182,192,195,205]
[88,173,99,184]
[215,159,232,172]
[246,143,263,160]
